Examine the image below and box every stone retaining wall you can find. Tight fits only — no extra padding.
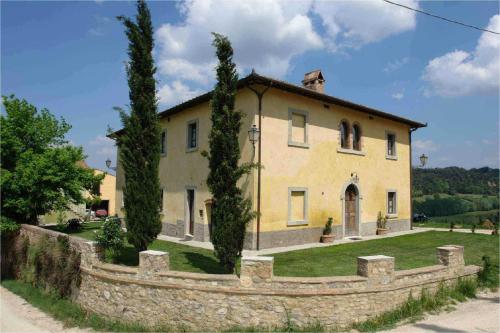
[18,225,480,331]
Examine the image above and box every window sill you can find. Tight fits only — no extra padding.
[386,214,398,219]
[186,147,199,153]
[337,147,366,156]
[287,220,308,227]
[386,155,397,160]
[288,141,310,149]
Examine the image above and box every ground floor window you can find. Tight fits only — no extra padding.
[288,187,308,226]
[387,191,397,215]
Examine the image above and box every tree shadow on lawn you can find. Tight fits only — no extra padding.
[114,245,139,266]
[181,252,227,274]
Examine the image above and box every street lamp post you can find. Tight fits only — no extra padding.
[419,154,428,168]
[105,158,117,171]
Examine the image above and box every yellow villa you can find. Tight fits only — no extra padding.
[112,70,426,249]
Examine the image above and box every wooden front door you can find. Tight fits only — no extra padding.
[345,185,358,236]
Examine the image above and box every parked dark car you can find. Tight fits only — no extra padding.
[413,213,428,222]
[95,209,108,218]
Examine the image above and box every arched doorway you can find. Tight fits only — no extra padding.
[344,184,359,237]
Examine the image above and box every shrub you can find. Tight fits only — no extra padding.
[478,255,497,289]
[66,218,82,231]
[0,216,20,234]
[323,217,333,235]
[377,211,387,229]
[95,217,124,262]
[5,233,81,298]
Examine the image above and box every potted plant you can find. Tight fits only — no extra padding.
[376,211,388,235]
[321,217,334,243]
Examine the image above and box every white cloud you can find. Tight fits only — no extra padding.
[157,81,202,107]
[313,0,418,51]
[413,139,438,152]
[422,15,500,97]
[88,135,116,157]
[384,57,409,73]
[155,0,323,85]
[482,139,494,145]
[88,28,104,37]
[391,92,404,100]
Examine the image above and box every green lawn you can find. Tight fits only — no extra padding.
[272,231,498,277]
[46,222,227,274]
[47,223,498,280]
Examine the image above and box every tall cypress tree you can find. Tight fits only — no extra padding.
[206,33,255,272]
[116,0,161,252]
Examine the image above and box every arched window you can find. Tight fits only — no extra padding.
[340,121,350,149]
[352,124,361,151]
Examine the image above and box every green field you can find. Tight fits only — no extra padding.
[47,223,498,280]
[414,209,499,229]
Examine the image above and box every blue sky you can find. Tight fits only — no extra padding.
[2,1,499,170]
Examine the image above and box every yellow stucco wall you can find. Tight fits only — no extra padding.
[257,88,411,234]
[116,89,256,235]
[115,86,412,242]
[95,170,116,216]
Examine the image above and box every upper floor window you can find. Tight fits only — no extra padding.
[160,129,167,156]
[340,121,350,149]
[288,109,309,148]
[186,120,198,151]
[352,124,361,151]
[386,132,396,158]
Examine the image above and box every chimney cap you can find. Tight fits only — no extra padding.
[302,69,324,84]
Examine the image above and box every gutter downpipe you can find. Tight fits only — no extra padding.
[247,82,271,251]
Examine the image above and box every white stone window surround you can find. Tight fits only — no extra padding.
[287,108,310,149]
[386,131,397,160]
[386,189,398,218]
[186,119,199,152]
[160,129,167,156]
[287,187,308,226]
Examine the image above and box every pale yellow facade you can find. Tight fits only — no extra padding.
[94,170,117,216]
[115,73,423,249]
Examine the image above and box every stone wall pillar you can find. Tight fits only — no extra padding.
[357,255,395,285]
[437,245,464,269]
[80,241,104,268]
[139,250,170,277]
[240,256,274,287]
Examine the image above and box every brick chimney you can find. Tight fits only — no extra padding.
[302,70,325,93]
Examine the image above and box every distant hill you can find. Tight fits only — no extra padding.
[413,167,499,196]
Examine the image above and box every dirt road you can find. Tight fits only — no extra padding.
[0,286,90,333]
[388,291,500,333]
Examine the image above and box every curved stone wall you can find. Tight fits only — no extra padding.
[19,225,480,331]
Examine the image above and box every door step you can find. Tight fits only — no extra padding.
[183,234,194,241]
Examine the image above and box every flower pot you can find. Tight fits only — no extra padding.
[376,228,389,235]
[320,234,334,243]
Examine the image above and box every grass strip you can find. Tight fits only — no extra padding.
[1,279,175,332]
[353,278,478,332]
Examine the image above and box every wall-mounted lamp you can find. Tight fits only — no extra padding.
[248,124,260,147]
[105,158,117,171]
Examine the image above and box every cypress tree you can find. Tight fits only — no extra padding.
[206,33,255,272]
[116,0,161,252]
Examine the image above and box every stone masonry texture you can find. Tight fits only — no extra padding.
[17,225,480,331]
